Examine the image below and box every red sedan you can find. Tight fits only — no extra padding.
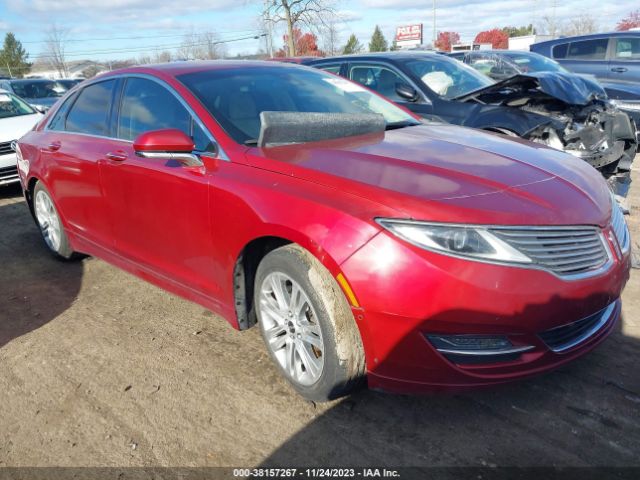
[16,61,631,401]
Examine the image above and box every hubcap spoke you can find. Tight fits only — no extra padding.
[270,274,289,311]
[264,324,288,350]
[295,341,321,378]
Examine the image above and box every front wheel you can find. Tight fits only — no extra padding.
[33,182,76,259]
[255,244,366,402]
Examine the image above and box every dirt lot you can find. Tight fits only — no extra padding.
[0,164,639,471]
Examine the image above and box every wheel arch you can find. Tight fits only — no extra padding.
[232,228,350,331]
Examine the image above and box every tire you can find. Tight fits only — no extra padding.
[33,182,76,259]
[254,244,366,402]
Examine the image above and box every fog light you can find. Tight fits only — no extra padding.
[428,335,512,351]
[426,334,534,365]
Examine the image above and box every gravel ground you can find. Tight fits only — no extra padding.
[0,163,639,470]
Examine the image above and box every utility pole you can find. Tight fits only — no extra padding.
[264,0,274,58]
[432,0,436,44]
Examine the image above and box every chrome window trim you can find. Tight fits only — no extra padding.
[375,218,615,282]
[44,72,229,161]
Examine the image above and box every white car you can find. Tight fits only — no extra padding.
[0,89,42,186]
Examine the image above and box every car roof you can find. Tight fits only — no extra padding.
[534,31,639,46]
[8,78,59,83]
[308,51,444,63]
[94,59,316,81]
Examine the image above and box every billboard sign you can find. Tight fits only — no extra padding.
[395,24,423,47]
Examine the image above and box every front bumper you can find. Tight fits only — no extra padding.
[0,153,20,186]
[340,229,630,393]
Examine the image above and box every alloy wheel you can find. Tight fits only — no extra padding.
[34,189,62,253]
[259,272,325,386]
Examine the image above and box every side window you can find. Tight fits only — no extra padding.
[117,77,191,141]
[47,93,77,131]
[566,39,608,60]
[349,65,411,102]
[65,80,116,136]
[552,43,568,59]
[614,37,640,60]
[118,77,216,153]
[319,65,341,74]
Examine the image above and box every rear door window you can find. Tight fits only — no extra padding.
[566,39,608,60]
[48,93,77,131]
[614,37,640,60]
[318,64,341,74]
[65,80,116,136]
[552,43,568,59]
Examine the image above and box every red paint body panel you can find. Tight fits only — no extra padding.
[17,62,630,393]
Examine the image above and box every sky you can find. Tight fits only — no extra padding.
[0,0,637,64]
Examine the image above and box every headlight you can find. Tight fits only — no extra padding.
[611,99,640,112]
[376,219,532,264]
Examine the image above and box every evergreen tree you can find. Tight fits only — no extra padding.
[368,25,388,52]
[342,34,363,54]
[390,39,399,51]
[0,33,30,77]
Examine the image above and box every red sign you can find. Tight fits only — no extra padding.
[395,24,423,42]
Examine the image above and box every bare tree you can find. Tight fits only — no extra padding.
[537,15,561,38]
[320,18,340,56]
[44,26,69,77]
[537,13,598,38]
[178,30,225,60]
[563,14,598,36]
[264,0,335,56]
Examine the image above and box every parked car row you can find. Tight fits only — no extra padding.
[304,52,638,195]
[0,89,42,186]
[0,78,83,112]
[15,60,631,401]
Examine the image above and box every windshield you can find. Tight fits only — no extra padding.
[178,66,418,144]
[9,80,67,99]
[502,53,567,74]
[0,91,36,118]
[404,57,492,99]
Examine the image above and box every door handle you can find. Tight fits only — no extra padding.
[47,141,61,152]
[611,67,628,73]
[105,151,128,162]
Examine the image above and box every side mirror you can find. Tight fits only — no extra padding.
[395,83,419,102]
[133,129,202,167]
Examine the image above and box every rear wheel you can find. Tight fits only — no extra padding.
[255,244,366,401]
[33,182,75,259]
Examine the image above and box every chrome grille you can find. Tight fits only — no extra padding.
[0,165,19,185]
[538,300,617,352]
[611,202,630,254]
[0,140,15,156]
[490,227,608,277]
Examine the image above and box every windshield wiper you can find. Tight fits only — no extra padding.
[385,120,421,131]
[244,139,259,146]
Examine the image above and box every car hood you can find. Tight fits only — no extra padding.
[0,113,42,142]
[247,124,611,227]
[455,71,607,106]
